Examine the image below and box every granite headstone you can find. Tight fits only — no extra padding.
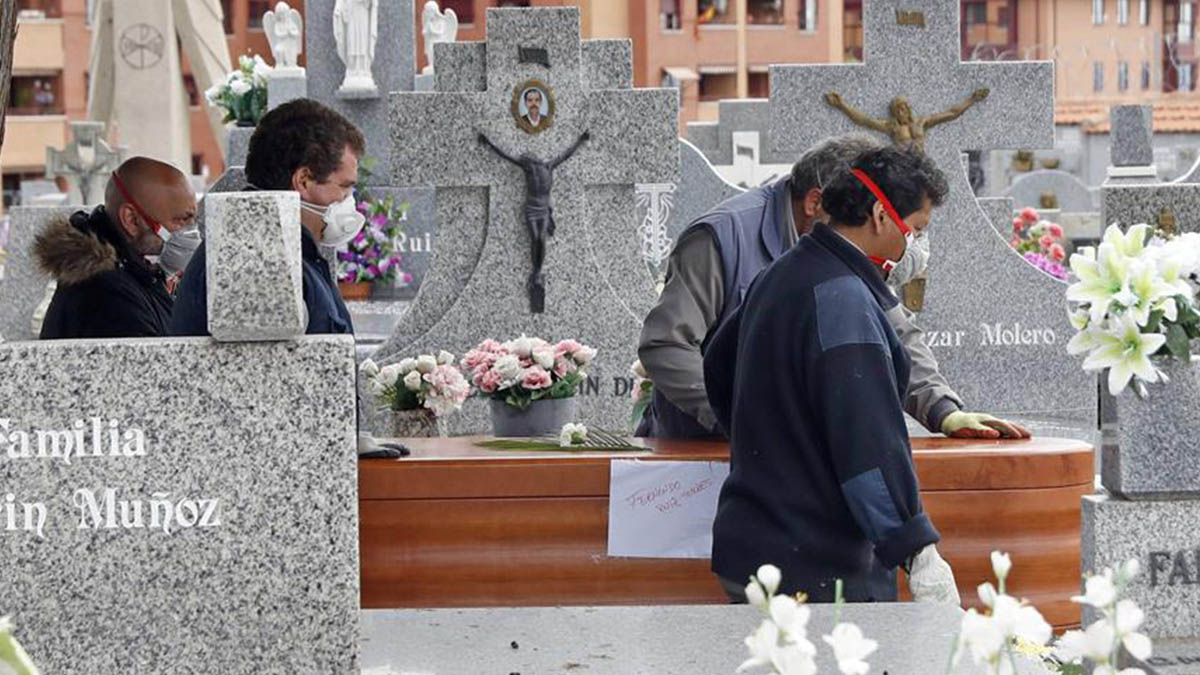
[634,138,742,283]
[684,98,771,166]
[1003,169,1098,212]
[1083,494,1200,640]
[1106,104,1158,185]
[766,0,1094,426]
[0,205,81,342]
[1102,182,1200,236]
[306,0,416,187]
[377,7,678,433]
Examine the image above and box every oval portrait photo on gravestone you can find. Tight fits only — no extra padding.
[511,79,555,135]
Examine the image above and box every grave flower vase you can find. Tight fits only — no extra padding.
[339,281,371,301]
[1101,357,1200,500]
[490,397,577,438]
[380,407,441,438]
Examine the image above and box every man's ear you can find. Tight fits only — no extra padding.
[870,202,888,234]
[291,166,313,197]
[114,203,139,238]
[803,187,822,218]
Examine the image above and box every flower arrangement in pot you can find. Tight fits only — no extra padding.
[461,335,597,437]
[360,351,470,437]
[1009,207,1069,281]
[204,55,270,127]
[336,159,412,301]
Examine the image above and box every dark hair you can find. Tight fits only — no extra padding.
[789,134,883,199]
[820,146,949,227]
[245,98,367,190]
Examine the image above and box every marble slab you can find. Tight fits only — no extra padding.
[0,205,82,341]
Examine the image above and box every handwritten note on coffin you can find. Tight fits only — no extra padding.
[606,459,730,559]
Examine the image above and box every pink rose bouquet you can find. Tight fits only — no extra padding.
[1008,207,1070,281]
[461,335,596,409]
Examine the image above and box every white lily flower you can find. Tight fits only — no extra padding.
[745,579,768,610]
[822,623,877,675]
[1121,259,1178,326]
[1069,308,1091,331]
[1105,223,1152,258]
[756,564,782,596]
[737,620,780,673]
[1080,315,1166,396]
[991,551,1013,582]
[1071,570,1118,608]
[1068,242,1132,322]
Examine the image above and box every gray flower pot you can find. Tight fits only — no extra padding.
[378,407,441,438]
[489,397,577,438]
[1101,357,1200,500]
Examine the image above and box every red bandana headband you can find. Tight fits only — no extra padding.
[850,168,911,236]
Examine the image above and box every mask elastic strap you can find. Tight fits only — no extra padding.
[850,168,911,235]
[111,171,169,241]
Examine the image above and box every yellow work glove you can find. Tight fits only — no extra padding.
[941,411,1031,439]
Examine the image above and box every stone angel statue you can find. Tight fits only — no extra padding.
[263,2,303,70]
[333,0,379,96]
[421,1,459,75]
[824,88,990,154]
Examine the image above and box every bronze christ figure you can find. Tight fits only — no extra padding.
[824,88,989,153]
[478,130,590,313]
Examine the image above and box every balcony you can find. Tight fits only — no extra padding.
[0,116,67,173]
[13,16,64,73]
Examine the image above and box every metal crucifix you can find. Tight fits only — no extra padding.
[477,130,590,313]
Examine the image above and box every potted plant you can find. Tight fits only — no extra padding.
[359,351,469,437]
[461,335,596,437]
[336,160,412,301]
[204,55,270,127]
[1009,206,1069,282]
[1066,223,1200,497]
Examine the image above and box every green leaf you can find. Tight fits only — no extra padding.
[1166,323,1192,360]
[1145,309,1164,333]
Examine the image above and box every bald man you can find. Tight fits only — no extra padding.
[34,156,198,339]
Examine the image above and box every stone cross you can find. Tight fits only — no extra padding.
[379,7,677,432]
[768,0,1095,426]
[634,182,675,281]
[45,121,122,205]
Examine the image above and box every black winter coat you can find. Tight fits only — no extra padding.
[35,207,174,339]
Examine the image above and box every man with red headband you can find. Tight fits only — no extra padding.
[705,146,961,605]
[34,157,198,339]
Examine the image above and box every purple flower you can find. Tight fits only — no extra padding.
[370,213,388,229]
[356,201,370,214]
[337,251,355,262]
[353,231,367,246]
[368,264,381,277]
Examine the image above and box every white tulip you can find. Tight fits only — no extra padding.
[416,355,437,374]
[403,370,423,392]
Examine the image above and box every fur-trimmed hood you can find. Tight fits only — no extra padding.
[33,210,120,285]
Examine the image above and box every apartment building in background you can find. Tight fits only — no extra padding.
[7,0,1200,213]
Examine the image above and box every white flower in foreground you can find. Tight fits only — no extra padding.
[768,594,811,637]
[369,379,387,398]
[977,581,999,609]
[403,370,423,392]
[989,595,1052,647]
[436,350,455,365]
[770,640,818,675]
[0,617,39,675]
[1072,570,1118,608]
[397,357,418,375]
[532,345,556,370]
[1106,223,1152,258]
[955,608,1006,667]
[358,358,380,378]
[1114,599,1153,661]
[1122,259,1178,326]
[756,564,782,596]
[416,354,438,374]
[509,335,537,358]
[822,623,878,675]
[1055,621,1115,664]
[493,354,523,383]
[573,345,598,366]
[737,620,782,673]
[991,551,1013,583]
[558,423,588,446]
[745,578,768,610]
[1080,315,1166,395]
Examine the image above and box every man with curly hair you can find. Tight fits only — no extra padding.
[170,98,366,336]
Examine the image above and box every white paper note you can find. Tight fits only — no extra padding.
[606,459,731,559]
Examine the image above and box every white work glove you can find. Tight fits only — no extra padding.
[906,544,961,605]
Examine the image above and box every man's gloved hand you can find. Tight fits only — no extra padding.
[941,411,1031,439]
[357,432,410,459]
[907,544,961,605]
